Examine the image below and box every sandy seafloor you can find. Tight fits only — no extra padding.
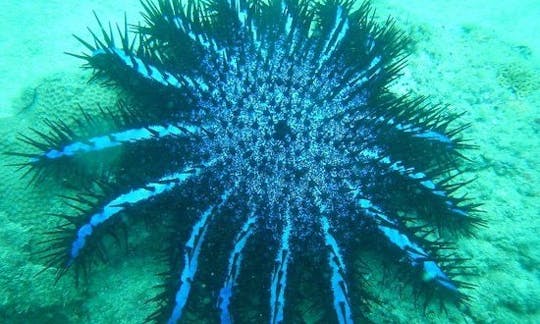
[0,0,538,323]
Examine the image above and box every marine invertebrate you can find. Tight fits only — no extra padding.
[11,0,483,322]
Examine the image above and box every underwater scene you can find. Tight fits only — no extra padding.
[0,0,538,323]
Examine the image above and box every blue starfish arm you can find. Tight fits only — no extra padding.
[369,113,454,147]
[28,122,201,164]
[168,188,234,323]
[344,114,455,156]
[140,0,235,64]
[314,4,350,74]
[379,157,472,216]
[34,164,210,282]
[91,47,183,88]
[321,216,354,324]
[69,10,214,96]
[269,211,292,324]
[351,150,483,231]
[67,166,204,269]
[218,213,257,324]
[353,196,459,293]
[362,151,469,215]
[90,46,215,95]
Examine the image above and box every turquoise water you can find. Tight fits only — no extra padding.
[0,1,538,323]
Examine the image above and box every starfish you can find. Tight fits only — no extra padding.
[10,1,482,322]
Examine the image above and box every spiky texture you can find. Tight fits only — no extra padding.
[11,0,483,322]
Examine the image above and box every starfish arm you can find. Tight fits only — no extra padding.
[315,4,350,74]
[168,188,234,323]
[68,167,203,266]
[36,164,208,281]
[349,150,483,231]
[269,211,292,324]
[218,213,258,324]
[353,196,459,293]
[320,216,354,324]
[26,122,201,164]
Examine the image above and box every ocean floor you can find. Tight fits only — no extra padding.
[0,0,539,323]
